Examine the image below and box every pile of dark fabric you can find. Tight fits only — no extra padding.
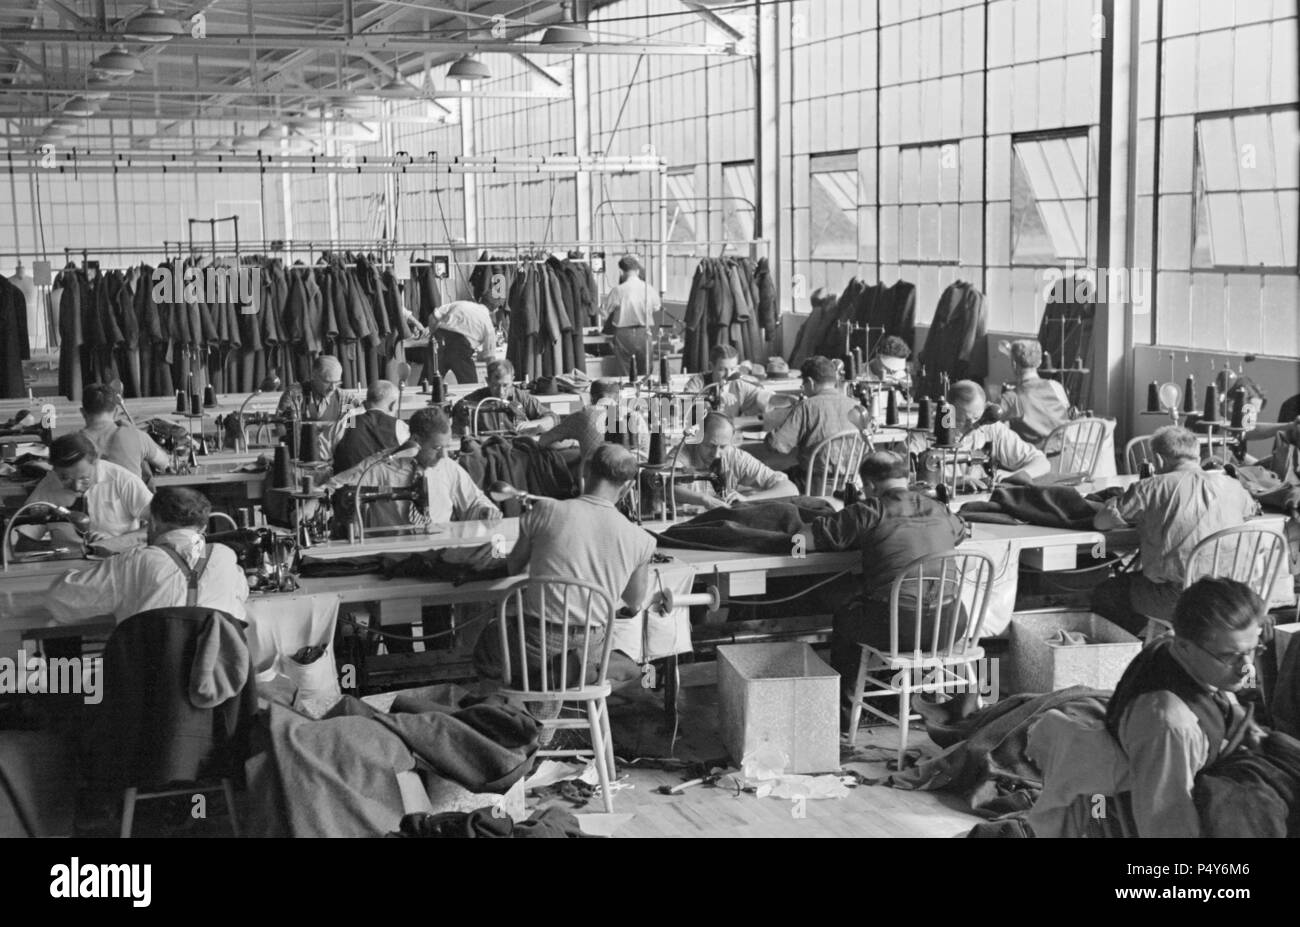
[1195,731,1300,837]
[958,484,1124,529]
[298,541,510,584]
[788,277,916,368]
[457,434,577,506]
[655,497,837,553]
[1229,462,1300,513]
[888,686,1111,819]
[244,690,540,837]
[391,806,591,838]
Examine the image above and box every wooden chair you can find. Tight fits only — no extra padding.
[847,551,997,770]
[496,576,619,812]
[1143,525,1290,643]
[1124,435,1155,476]
[805,429,867,498]
[1043,417,1108,481]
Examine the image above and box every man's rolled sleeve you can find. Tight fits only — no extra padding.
[1117,691,1208,838]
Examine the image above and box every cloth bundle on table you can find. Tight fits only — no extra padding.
[682,256,766,373]
[916,280,987,400]
[243,693,539,837]
[654,497,838,553]
[958,484,1119,530]
[456,435,577,505]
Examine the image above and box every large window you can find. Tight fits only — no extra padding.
[721,160,756,242]
[809,152,858,260]
[898,141,960,265]
[1192,107,1299,272]
[664,169,698,243]
[1011,129,1094,265]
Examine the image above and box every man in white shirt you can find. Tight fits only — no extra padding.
[943,380,1050,490]
[45,486,249,625]
[684,344,773,419]
[431,299,497,385]
[25,433,153,548]
[674,412,796,510]
[602,255,661,379]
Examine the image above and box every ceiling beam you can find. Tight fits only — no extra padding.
[511,53,564,87]
[678,1,746,42]
[0,82,568,99]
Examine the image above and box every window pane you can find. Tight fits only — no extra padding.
[1241,192,1284,267]
[1273,111,1300,189]
[1011,132,1093,263]
[1235,113,1276,189]
[810,157,859,260]
[665,172,698,242]
[722,162,756,241]
[1206,193,1246,265]
[1198,117,1238,191]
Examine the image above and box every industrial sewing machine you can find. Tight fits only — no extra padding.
[205,526,301,593]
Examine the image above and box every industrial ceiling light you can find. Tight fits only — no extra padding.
[540,25,594,50]
[381,76,417,97]
[123,0,183,42]
[92,45,144,79]
[446,55,491,81]
[48,117,83,132]
[62,97,99,117]
[40,125,69,140]
[258,124,282,139]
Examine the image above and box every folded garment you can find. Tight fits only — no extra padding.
[958,485,1104,529]
[655,497,837,553]
[1045,629,1091,647]
[298,542,509,584]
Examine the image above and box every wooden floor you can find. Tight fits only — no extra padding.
[552,681,982,839]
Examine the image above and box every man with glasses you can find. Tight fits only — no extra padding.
[25,433,152,548]
[277,354,347,458]
[1104,577,1268,837]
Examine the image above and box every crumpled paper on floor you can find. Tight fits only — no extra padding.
[738,746,849,799]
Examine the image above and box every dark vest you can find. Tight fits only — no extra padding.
[332,409,399,473]
[1106,637,1241,765]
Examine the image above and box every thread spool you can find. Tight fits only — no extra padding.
[203,384,217,408]
[628,356,639,385]
[1229,390,1246,429]
[1147,381,1160,413]
[1203,385,1218,422]
[648,429,666,466]
[659,355,670,387]
[299,423,321,463]
[886,388,899,426]
[175,390,187,414]
[420,378,429,395]
[934,399,954,446]
[1183,375,1196,413]
[917,398,932,430]
[659,585,721,612]
[1043,352,1053,371]
[852,347,864,377]
[272,444,293,490]
[190,393,202,416]
[842,354,856,380]
[428,373,445,404]
[300,474,315,495]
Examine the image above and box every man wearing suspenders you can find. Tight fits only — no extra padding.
[46,486,249,625]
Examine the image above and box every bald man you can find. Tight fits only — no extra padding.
[332,379,412,473]
[674,412,796,510]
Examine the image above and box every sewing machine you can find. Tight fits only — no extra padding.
[205,526,300,593]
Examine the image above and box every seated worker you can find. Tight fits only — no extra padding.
[45,486,249,625]
[277,354,346,457]
[867,335,913,387]
[997,339,1071,447]
[538,377,650,463]
[430,299,497,385]
[673,412,796,510]
[77,383,171,484]
[331,379,411,473]
[453,358,556,437]
[684,344,773,418]
[1091,425,1258,636]
[795,451,968,726]
[473,443,655,690]
[317,406,499,532]
[1107,578,1265,836]
[942,380,1051,490]
[25,433,153,548]
[764,355,861,490]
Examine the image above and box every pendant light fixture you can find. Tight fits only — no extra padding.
[62,97,100,117]
[123,1,183,42]
[447,55,491,81]
[92,45,144,79]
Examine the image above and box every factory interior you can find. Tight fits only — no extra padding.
[0,0,1298,858]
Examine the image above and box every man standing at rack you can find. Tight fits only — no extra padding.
[602,255,661,379]
[430,298,498,386]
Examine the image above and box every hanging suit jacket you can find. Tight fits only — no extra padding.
[0,276,31,398]
[917,280,988,399]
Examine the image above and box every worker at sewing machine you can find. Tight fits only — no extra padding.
[928,380,1051,492]
[866,335,913,390]
[77,383,172,485]
[996,339,1072,448]
[24,433,153,551]
[429,299,498,386]
[332,379,411,473]
[276,354,347,458]
[312,406,500,533]
[673,412,796,510]
[538,377,650,463]
[764,355,861,489]
[43,486,248,626]
[684,344,773,418]
[453,358,556,437]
